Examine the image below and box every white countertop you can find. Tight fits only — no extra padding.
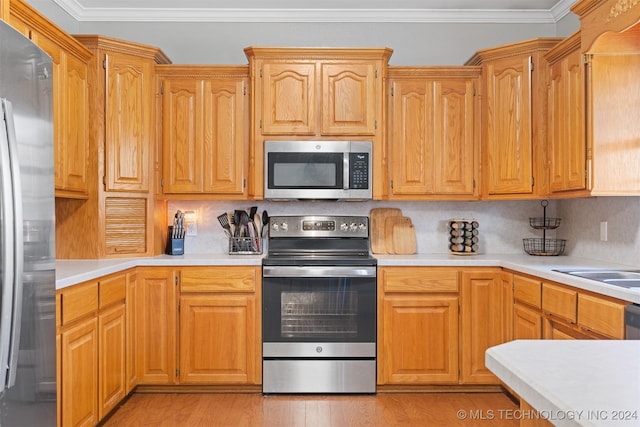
[486,340,640,427]
[56,253,640,303]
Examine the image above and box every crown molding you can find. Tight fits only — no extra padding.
[52,0,577,23]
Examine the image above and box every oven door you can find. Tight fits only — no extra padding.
[262,265,376,348]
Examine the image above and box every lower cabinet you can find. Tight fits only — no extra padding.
[512,274,544,339]
[136,266,261,386]
[57,270,129,427]
[379,267,460,385]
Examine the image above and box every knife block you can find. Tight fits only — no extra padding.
[165,226,184,255]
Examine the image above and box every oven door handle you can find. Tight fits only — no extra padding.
[263,266,376,278]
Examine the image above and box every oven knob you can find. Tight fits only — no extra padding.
[349,223,358,232]
[316,346,323,353]
[340,223,349,231]
[271,223,278,231]
[280,222,288,231]
[358,223,367,231]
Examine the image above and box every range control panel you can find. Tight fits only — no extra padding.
[269,215,369,238]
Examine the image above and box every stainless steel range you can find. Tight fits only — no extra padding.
[262,215,377,394]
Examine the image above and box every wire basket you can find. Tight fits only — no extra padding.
[523,238,566,256]
[228,237,262,255]
[529,217,561,229]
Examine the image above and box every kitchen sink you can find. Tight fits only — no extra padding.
[553,269,640,288]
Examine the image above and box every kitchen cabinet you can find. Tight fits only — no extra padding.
[571,0,640,196]
[244,47,392,199]
[378,267,459,385]
[545,32,588,196]
[512,274,543,339]
[179,267,261,384]
[125,270,138,393]
[156,66,249,197]
[56,36,171,258]
[8,0,92,199]
[466,38,561,199]
[136,267,178,385]
[460,269,510,384]
[387,67,480,199]
[136,266,261,387]
[0,0,8,20]
[57,271,129,427]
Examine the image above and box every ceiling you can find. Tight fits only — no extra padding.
[51,0,578,23]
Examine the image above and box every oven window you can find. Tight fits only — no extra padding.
[268,152,343,189]
[263,276,376,343]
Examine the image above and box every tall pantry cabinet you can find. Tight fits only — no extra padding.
[56,35,171,258]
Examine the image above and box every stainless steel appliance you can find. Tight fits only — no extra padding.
[0,21,56,425]
[264,140,372,200]
[262,215,377,393]
[625,304,640,340]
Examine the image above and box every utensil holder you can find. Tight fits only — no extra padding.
[165,226,184,255]
[229,237,262,255]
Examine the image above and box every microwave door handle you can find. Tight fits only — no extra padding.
[343,152,349,190]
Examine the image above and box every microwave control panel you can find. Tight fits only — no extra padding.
[349,152,370,189]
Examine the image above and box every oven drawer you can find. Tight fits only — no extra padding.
[263,360,376,393]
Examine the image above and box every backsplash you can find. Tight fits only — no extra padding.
[166,197,640,268]
[167,199,557,256]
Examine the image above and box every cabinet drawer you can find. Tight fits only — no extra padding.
[381,267,459,292]
[180,267,257,293]
[542,282,577,322]
[577,293,626,339]
[59,280,98,325]
[513,275,541,308]
[99,273,126,308]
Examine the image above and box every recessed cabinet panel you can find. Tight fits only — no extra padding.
[322,63,376,135]
[261,62,316,135]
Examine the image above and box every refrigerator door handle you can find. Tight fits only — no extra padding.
[0,99,24,391]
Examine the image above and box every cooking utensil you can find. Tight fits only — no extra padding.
[217,213,232,237]
[261,210,269,237]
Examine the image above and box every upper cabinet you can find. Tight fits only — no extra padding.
[8,0,92,199]
[244,47,393,199]
[545,32,588,196]
[156,66,249,198]
[387,67,480,199]
[572,0,640,196]
[466,38,562,199]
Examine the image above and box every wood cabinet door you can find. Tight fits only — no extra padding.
[136,268,177,384]
[179,294,257,384]
[321,62,377,135]
[61,317,98,427]
[460,270,507,384]
[484,56,533,195]
[161,78,204,193]
[513,303,543,339]
[125,271,138,393]
[381,295,458,384]
[548,40,586,193]
[98,303,126,420]
[389,79,435,195]
[202,78,248,194]
[433,78,476,195]
[260,62,316,135]
[105,52,153,192]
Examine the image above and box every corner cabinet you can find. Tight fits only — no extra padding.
[572,0,640,196]
[156,66,249,198]
[466,38,562,199]
[56,36,171,259]
[545,32,587,196]
[244,47,393,199]
[8,0,92,199]
[387,67,480,199]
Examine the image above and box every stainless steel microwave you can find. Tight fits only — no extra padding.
[264,140,372,201]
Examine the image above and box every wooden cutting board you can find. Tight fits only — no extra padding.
[370,208,402,254]
[392,222,417,254]
[384,216,412,254]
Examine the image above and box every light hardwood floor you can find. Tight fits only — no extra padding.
[101,392,519,426]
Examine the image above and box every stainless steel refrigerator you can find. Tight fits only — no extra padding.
[0,20,56,425]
